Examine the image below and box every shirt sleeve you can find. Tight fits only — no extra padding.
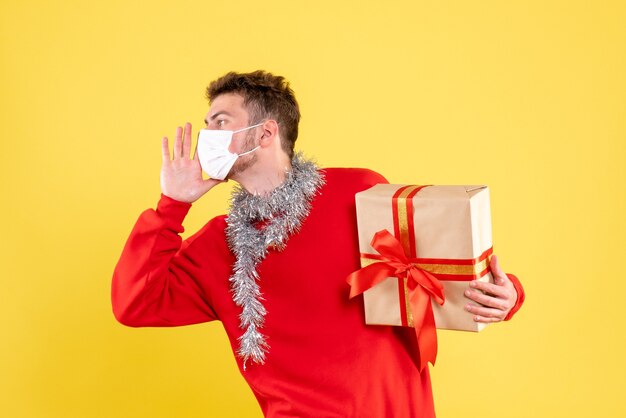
[111,194,222,327]
[503,273,525,321]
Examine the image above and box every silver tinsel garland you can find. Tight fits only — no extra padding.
[225,153,325,368]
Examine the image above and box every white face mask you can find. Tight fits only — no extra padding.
[196,123,263,180]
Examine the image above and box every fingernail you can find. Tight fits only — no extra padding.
[470,281,477,287]
[465,304,472,311]
[465,290,471,296]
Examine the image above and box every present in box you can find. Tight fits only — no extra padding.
[347,184,494,370]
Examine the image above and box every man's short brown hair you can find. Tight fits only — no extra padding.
[206,71,300,159]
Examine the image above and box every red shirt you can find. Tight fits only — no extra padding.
[112,168,524,418]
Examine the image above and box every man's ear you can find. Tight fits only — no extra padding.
[259,120,279,147]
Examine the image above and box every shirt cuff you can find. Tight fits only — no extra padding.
[504,273,525,321]
[156,194,192,228]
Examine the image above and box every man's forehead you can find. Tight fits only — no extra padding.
[206,93,247,119]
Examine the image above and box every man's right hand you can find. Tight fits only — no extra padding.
[160,122,222,203]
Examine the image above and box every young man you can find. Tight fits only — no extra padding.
[112,71,525,417]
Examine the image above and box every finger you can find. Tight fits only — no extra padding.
[173,126,183,159]
[468,280,509,298]
[162,137,170,162]
[465,303,506,321]
[471,314,503,324]
[183,122,192,159]
[464,288,510,311]
[193,137,201,161]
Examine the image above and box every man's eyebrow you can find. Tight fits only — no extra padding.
[205,111,233,124]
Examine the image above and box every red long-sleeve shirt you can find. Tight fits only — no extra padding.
[112,167,524,418]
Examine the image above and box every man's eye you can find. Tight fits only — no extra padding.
[217,119,226,128]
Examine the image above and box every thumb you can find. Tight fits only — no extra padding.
[199,178,225,194]
[490,255,507,285]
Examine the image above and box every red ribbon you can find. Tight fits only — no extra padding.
[347,229,445,371]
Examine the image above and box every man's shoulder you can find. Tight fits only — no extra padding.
[320,167,388,188]
[313,167,388,205]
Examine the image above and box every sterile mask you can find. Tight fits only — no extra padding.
[197,122,263,180]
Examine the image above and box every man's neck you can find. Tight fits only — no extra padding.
[234,153,293,196]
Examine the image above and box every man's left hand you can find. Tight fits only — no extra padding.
[464,255,517,323]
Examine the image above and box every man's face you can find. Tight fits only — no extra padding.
[204,93,260,177]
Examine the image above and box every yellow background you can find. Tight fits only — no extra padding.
[1,0,624,417]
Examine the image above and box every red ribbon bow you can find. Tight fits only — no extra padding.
[347,229,445,371]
